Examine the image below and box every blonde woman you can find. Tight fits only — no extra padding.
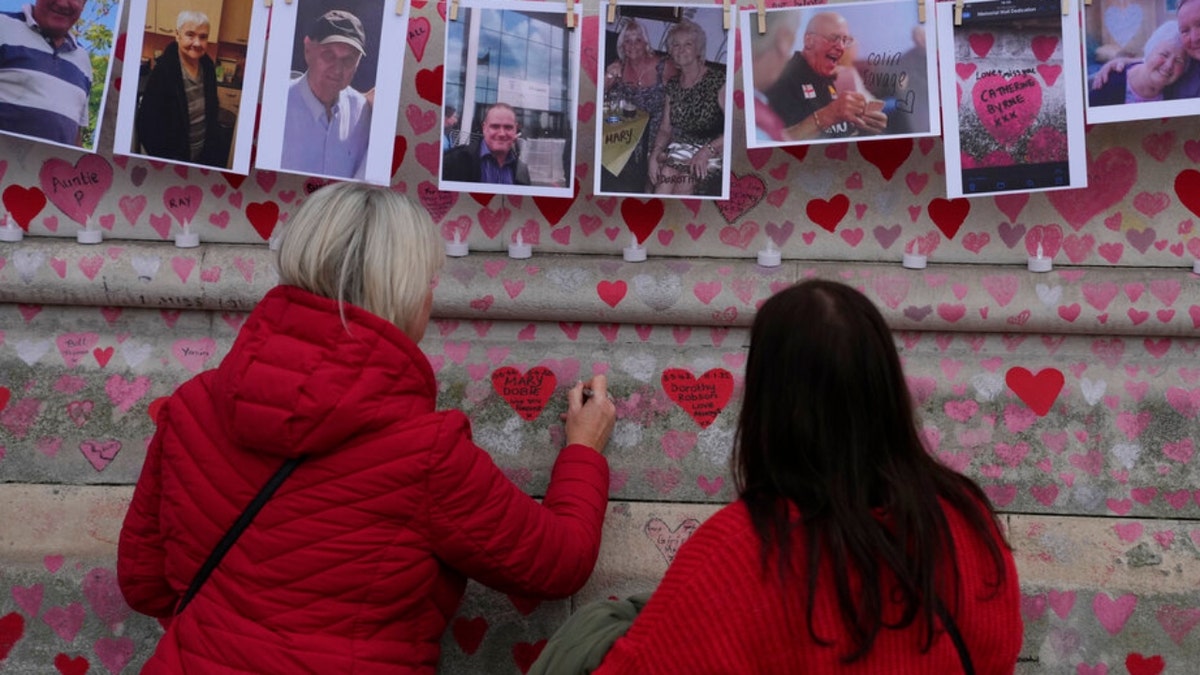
[119,183,616,673]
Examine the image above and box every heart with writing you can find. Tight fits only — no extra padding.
[661,368,734,428]
[491,366,557,421]
[644,517,700,564]
[1005,367,1064,416]
[972,73,1042,146]
[38,155,113,226]
[163,185,203,225]
[714,174,766,224]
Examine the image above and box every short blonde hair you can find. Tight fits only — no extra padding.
[277,183,444,338]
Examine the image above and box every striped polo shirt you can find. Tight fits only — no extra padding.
[0,4,92,145]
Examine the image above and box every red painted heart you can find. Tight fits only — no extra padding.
[806,194,850,233]
[858,138,913,181]
[451,617,487,655]
[245,201,280,240]
[391,135,408,177]
[415,65,444,105]
[0,612,26,662]
[661,368,734,429]
[533,180,579,226]
[2,185,47,230]
[928,197,970,239]
[54,653,90,675]
[620,198,665,244]
[714,174,766,225]
[1175,169,1200,219]
[491,366,557,421]
[1005,367,1064,416]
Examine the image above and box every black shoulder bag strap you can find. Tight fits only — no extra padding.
[933,594,976,675]
[175,456,305,615]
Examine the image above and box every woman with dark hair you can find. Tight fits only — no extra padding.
[591,279,1021,673]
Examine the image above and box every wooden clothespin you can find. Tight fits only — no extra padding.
[918,0,926,23]
[756,0,766,34]
[723,0,731,30]
[607,0,617,24]
[264,0,272,8]
[1062,0,1070,14]
[449,0,459,21]
[566,0,576,28]
[396,0,405,14]
[954,0,964,26]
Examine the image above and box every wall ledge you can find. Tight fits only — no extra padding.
[2,238,1198,336]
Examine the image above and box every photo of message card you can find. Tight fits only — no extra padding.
[936,0,1087,197]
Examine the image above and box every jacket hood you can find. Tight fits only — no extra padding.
[212,285,437,459]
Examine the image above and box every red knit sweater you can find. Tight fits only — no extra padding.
[595,499,1021,674]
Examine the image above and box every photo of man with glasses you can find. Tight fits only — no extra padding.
[764,11,888,140]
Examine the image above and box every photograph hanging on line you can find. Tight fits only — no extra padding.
[936,0,1087,197]
[741,0,940,149]
[594,3,732,199]
[255,0,404,185]
[0,0,125,152]
[1083,0,1200,124]
[440,0,582,198]
[114,0,267,173]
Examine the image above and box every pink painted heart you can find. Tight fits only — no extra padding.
[163,185,202,225]
[1047,148,1137,229]
[405,104,437,134]
[971,73,1043,146]
[171,338,217,373]
[79,440,121,471]
[38,155,114,226]
[407,15,431,60]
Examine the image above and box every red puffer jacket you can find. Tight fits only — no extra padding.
[118,285,609,673]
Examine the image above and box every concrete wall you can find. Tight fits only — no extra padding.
[1,1,1198,673]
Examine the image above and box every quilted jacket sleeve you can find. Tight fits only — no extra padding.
[426,411,610,599]
[117,403,179,618]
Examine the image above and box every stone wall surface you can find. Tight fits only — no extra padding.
[1,0,1199,671]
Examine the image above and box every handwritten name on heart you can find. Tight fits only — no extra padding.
[1005,367,1064,416]
[661,368,734,429]
[972,73,1043,146]
[163,185,203,225]
[38,155,113,226]
[644,517,700,565]
[491,366,557,421]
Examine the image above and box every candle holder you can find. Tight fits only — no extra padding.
[446,231,469,258]
[0,215,22,242]
[901,240,926,269]
[508,231,532,259]
[1027,244,1052,273]
[175,221,200,248]
[622,234,646,263]
[756,241,781,268]
[76,219,102,245]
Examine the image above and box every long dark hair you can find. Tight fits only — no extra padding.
[732,279,1008,662]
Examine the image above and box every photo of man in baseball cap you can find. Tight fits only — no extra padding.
[282,8,372,179]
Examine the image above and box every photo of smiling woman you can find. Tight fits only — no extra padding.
[115,0,266,172]
[135,10,227,166]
